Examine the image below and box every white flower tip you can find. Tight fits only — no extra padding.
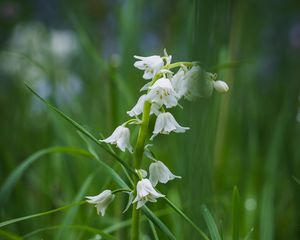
[213,80,229,93]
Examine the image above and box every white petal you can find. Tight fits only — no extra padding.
[213,80,229,93]
[127,94,146,117]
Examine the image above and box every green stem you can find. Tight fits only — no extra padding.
[130,101,151,240]
[165,61,197,70]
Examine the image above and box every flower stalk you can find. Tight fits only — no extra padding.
[131,100,151,240]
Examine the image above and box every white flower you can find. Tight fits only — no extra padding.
[132,179,165,209]
[171,67,186,99]
[170,65,202,101]
[183,66,201,100]
[146,77,178,108]
[134,55,164,80]
[151,112,189,140]
[86,190,115,216]
[149,161,181,187]
[127,95,161,117]
[100,126,133,152]
[163,48,172,65]
[213,80,229,93]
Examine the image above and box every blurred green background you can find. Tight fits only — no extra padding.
[0,0,300,239]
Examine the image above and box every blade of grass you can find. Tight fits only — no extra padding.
[292,176,300,185]
[0,146,93,205]
[163,197,210,240]
[148,219,159,240]
[244,227,254,240]
[78,131,130,188]
[25,83,135,175]
[0,229,23,240]
[54,173,95,240]
[200,204,221,240]
[141,206,176,240]
[232,186,240,240]
[0,201,85,228]
[23,225,117,240]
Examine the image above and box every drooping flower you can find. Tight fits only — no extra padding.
[151,112,189,140]
[171,67,186,99]
[132,178,165,209]
[86,190,115,216]
[100,126,133,152]
[213,80,229,93]
[127,94,161,117]
[134,55,164,80]
[146,77,178,108]
[170,65,202,101]
[149,161,181,187]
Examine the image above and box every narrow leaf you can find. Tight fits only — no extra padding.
[232,186,240,240]
[164,197,209,240]
[0,201,85,228]
[200,204,221,240]
[23,225,117,240]
[0,229,23,240]
[142,206,176,240]
[25,83,135,175]
[0,147,93,205]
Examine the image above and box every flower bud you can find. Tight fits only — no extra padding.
[213,80,229,93]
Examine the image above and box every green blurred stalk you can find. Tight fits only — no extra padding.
[131,101,151,240]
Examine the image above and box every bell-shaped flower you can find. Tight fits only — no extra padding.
[86,190,115,216]
[100,126,133,152]
[213,80,229,93]
[146,77,179,108]
[127,95,161,117]
[134,55,164,80]
[171,67,186,99]
[149,161,181,187]
[132,178,165,209]
[127,94,147,117]
[170,65,202,101]
[151,112,189,140]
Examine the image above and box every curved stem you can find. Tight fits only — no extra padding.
[130,101,151,240]
[165,61,197,70]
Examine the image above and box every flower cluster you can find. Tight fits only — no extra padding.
[86,50,229,215]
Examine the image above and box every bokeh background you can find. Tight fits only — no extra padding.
[1,0,300,239]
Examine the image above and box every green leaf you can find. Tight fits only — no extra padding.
[148,219,159,240]
[54,173,95,240]
[164,197,209,240]
[244,228,254,240]
[292,175,300,185]
[0,229,23,240]
[23,225,117,240]
[77,131,130,188]
[0,146,93,205]
[200,204,221,240]
[232,186,240,240]
[142,206,176,240]
[25,83,135,175]
[0,201,85,228]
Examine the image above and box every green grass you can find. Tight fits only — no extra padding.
[0,0,300,239]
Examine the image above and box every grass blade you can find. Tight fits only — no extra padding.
[23,225,117,240]
[163,197,209,240]
[148,219,159,240]
[54,173,95,240]
[232,186,240,240]
[0,146,93,205]
[200,204,221,240]
[244,227,254,240]
[77,131,130,188]
[0,229,23,240]
[142,206,176,240]
[25,83,135,175]
[0,201,85,228]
